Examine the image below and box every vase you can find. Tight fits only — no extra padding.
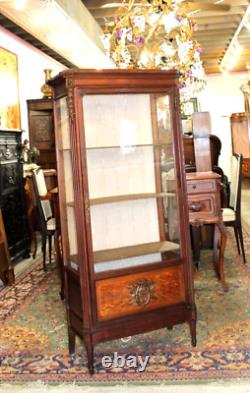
[41,69,53,98]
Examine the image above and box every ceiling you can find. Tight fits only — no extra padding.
[81,0,250,74]
[0,13,75,68]
[0,0,250,74]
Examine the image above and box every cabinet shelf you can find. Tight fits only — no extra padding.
[94,241,180,263]
[58,148,71,152]
[86,141,169,150]
[70,240,179,267]
[66,192,175,208]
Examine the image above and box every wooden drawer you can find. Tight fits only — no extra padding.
[95,265,185,321]
[186,179,216,194]
[188,194,214,214]
[188,194,218,222]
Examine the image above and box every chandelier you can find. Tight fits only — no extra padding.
[101,0,206,99]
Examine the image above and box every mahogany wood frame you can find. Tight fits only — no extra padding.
[49,69,196,374]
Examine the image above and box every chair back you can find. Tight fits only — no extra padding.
[33,168,53,222]
[229,154,243,215]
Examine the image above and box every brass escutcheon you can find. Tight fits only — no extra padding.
[128,278,156,307]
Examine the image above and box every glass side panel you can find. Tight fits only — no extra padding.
[54,97,78,269]
[55,96,71,150]
[63,150,74,203]
[156,95,180,244]
[82,93,180,273]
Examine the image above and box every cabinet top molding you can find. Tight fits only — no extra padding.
[48,68,180,93]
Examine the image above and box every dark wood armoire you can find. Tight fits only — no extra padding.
[0,129,30,261]
[49,69,196,373]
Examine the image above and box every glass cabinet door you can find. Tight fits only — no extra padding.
[82,93,180,274]
[54,97,78,270]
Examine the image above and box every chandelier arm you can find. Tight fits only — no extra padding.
[109,5,141,53]
[128,0,136,10]
[132,6,164,63]
[145,14,164,45]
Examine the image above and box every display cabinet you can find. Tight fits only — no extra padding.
[49,69,196,373]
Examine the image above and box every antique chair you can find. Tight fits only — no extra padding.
[222,154,246,263]
[32,168,56,271]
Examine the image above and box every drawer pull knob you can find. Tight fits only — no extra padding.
[189,201,202,212]
[128,278,156,307]
[192,185,196,189]
[8,176,15,184]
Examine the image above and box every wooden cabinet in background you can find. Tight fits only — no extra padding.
[230,112,250,178]
[27,98,56,169]
[0,129,30,261]
[49,68,197,373]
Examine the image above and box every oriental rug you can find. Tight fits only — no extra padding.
[0,229,249,383]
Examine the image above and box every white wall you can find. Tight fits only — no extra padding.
[197,72,248,179]
[0,26,65,139]
[0,24,248,179]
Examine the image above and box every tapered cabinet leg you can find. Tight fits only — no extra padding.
[84,335,94,374]
[189,306,197,347]
[190,319,197,347]
[68,327,76,355]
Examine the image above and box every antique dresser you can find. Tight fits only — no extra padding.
[49,69,196,373]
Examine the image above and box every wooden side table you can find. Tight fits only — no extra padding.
[186,171,228,291]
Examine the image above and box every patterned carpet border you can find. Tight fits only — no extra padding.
[0,231,249,383]
[0,349,250,383]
